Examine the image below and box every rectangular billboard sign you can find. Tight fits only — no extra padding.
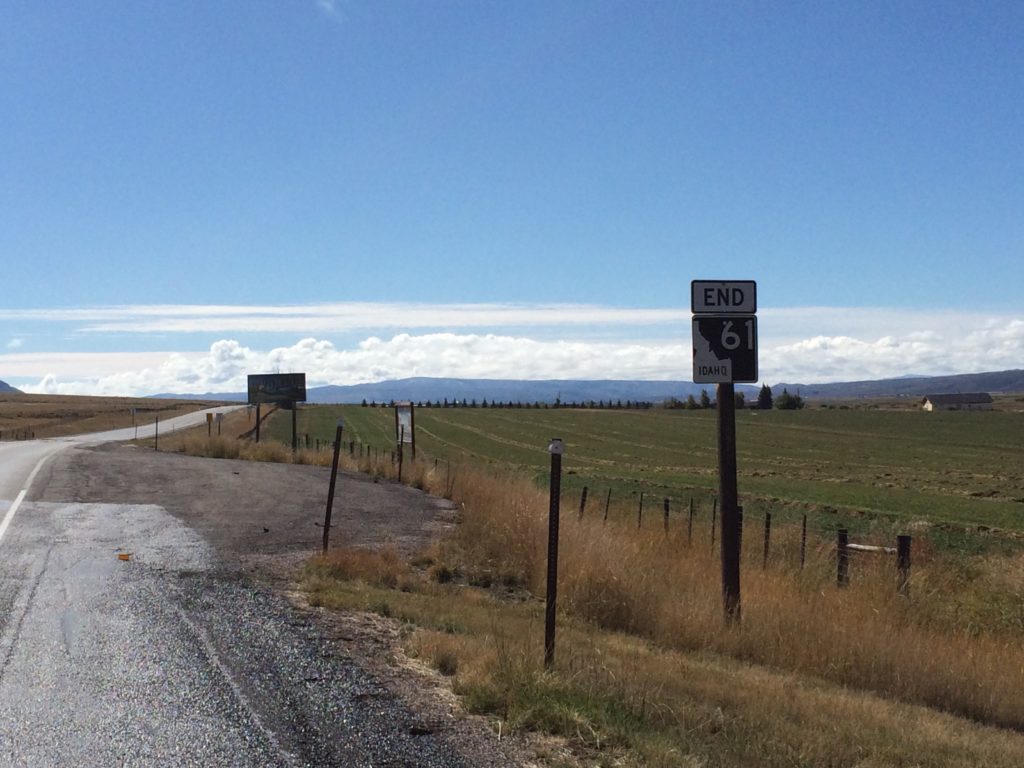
[247,373,307,405]
[692,315,758,383]
[691,280,757,314]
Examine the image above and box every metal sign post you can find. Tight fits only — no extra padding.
[691,280,758,625]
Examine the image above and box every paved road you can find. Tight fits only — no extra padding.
[0,411,497,767]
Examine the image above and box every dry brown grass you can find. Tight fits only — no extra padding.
[0,393,222,439]
[423,461,1024,732]
[303,550,1024,767]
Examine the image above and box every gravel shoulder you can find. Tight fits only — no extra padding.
[34,442,542,767]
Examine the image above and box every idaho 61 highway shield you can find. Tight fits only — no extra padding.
[692,315,758,383]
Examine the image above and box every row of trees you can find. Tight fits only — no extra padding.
[664,385,804,411]
[358,387,804,411]
[360,398,655,410]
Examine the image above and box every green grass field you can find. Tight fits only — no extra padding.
[267,404,1024,552]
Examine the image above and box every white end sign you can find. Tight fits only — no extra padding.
[691,280,757,314]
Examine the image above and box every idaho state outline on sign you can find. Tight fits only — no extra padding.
[692,316,758,383]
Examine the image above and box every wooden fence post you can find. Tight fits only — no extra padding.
[800,515,807,570]
[762,512,771,569]
[663,498,670,535]
[687,497,694,545]
[837,529,849,587]
[737,506,743,559]
[545,439,564,670]
[578,486,589,520]
[897,535,912,596]
[637,492,644,529]
[710,497,717,551]
[603,488,612,523]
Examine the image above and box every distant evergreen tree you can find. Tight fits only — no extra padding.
[774,388,805,410]
[699,389,711,409]
[361,399,368,407]
[757,384,773,410]
[684,394,699,410]
[482,399,489,408]
[735,391,746,409]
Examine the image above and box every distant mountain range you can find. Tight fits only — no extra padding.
[0,379,22,394]
[774,369,1024,399]
[152,369,1024,405]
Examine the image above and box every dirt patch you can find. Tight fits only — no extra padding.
[33,443,545,767]
[37,442,458,580]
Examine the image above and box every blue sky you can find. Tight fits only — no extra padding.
[1,1,1021,395]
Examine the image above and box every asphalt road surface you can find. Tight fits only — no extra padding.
[0,410,527,767]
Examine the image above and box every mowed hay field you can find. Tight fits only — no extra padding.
[277,402,1024,763]
[0,393,227,439]
[279,402,1024,549]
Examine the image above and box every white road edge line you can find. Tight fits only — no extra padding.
[0,449,65,547]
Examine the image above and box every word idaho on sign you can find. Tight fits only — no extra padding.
[691,280,758,384]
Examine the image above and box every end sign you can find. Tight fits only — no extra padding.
[691,280,756,314]
[691,280,758,384]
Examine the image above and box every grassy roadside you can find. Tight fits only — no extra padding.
[294,455,1024,765]
[303,547,1024,767]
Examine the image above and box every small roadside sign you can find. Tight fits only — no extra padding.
[691,280,757,314]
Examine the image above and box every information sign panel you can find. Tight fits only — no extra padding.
[395,404,413,444]
[247,373,307,405]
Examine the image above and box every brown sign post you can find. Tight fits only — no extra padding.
[692,280,758,625]
[544,438,564,669]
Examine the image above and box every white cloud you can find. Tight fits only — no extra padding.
[17,335,691,396]
[3,302,1023,396]
[316,0,338,16]
[6,338,23,349]
[0,302,688,337]
[10,318,1024,397]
